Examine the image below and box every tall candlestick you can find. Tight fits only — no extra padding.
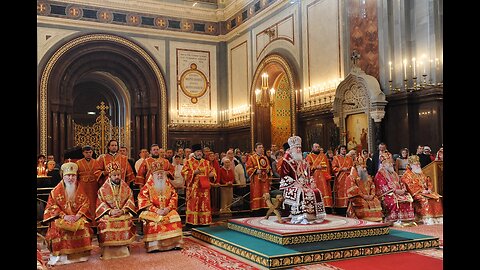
[403,59,407,80]
[388,61,392,80]
[412,58,416,77]
[429,59,433,83]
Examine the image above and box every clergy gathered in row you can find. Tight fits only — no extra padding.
[40,138,443,266]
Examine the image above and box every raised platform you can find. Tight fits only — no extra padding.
[227,215,390,245]
[192,225,440,269]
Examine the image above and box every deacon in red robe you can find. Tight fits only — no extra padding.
[331,145,354,215]
[181,144,217,225]
[76,145,100,226]
[246,143,272,211]
[306,143,333,211]
[135,143,174,188]
[93,139,135,186]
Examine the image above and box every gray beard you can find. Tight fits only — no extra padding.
[412,166,422,174]
[358,169,368,181]
[291,151,303,161]
[153,177,166,193]
[383,165,395,173]
[65,182,76,202]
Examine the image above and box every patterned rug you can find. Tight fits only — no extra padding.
[37,224,442,269]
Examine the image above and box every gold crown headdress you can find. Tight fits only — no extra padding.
[61,162,78,176]
[380,152,393,164]
[150,160,165,174]
[105,162,121,174]
[408,155,420,164]
[288,136,302,149]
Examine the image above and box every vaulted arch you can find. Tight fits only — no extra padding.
[38,33,167,157]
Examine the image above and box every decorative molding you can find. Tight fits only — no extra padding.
[256,15,294,59]
[37,0,282,36]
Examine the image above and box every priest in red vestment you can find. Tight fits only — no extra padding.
[76,145,100,226]
[135,143,174,188]
[43,162,93,266]
[374,152,415,226]
[95,162,137,259]
[401,155,443,225]
[246,142,272,213]
[306,143,333,213]
[93,139,135,186]
[331,145,354,216]
[279,136,327,224]
[346,164,383,222]
[182,144,217,226]
[138,160,183,252]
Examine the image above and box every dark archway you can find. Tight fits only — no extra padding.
[38,33,167,160]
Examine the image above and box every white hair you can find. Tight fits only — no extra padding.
[65,181,76,202]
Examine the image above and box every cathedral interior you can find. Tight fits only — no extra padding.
[35,1,444,268]
[37,0,443,166]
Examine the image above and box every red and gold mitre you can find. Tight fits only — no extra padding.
[408,155,420,165]
[288,135,302,149]
[61,161,78,176]
[356,155,366,167]
[105,161,121,175]
[379,152,393,164]
[150,160,165,174]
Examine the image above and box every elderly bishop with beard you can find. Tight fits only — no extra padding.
[401,155,443,225]
[95,162,137,259]
[346,163,383,222]
[374,153,415,227]
[137,161,183,252]
[279,136,327,224]
[42,161,93,266]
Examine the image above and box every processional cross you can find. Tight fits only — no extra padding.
[351,50,360,67]
[96,102,110,153]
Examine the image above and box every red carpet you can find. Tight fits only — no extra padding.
[327,252,442,270]
[38,224,442,269]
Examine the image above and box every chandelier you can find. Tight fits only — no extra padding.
[255,73,275,107]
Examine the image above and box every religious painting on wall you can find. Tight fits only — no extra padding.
[345,113,368,153]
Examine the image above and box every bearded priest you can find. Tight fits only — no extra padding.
[138,161,183,252]
[401,155,443,225]
[95,162,137,259]
[279,136,327,224]
[42,161,93,266]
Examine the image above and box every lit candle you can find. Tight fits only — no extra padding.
[411,58,416,77]
[388,61,392,81]
[435,58,440,70]
[403,59,407,80]
[421,61,426,75]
